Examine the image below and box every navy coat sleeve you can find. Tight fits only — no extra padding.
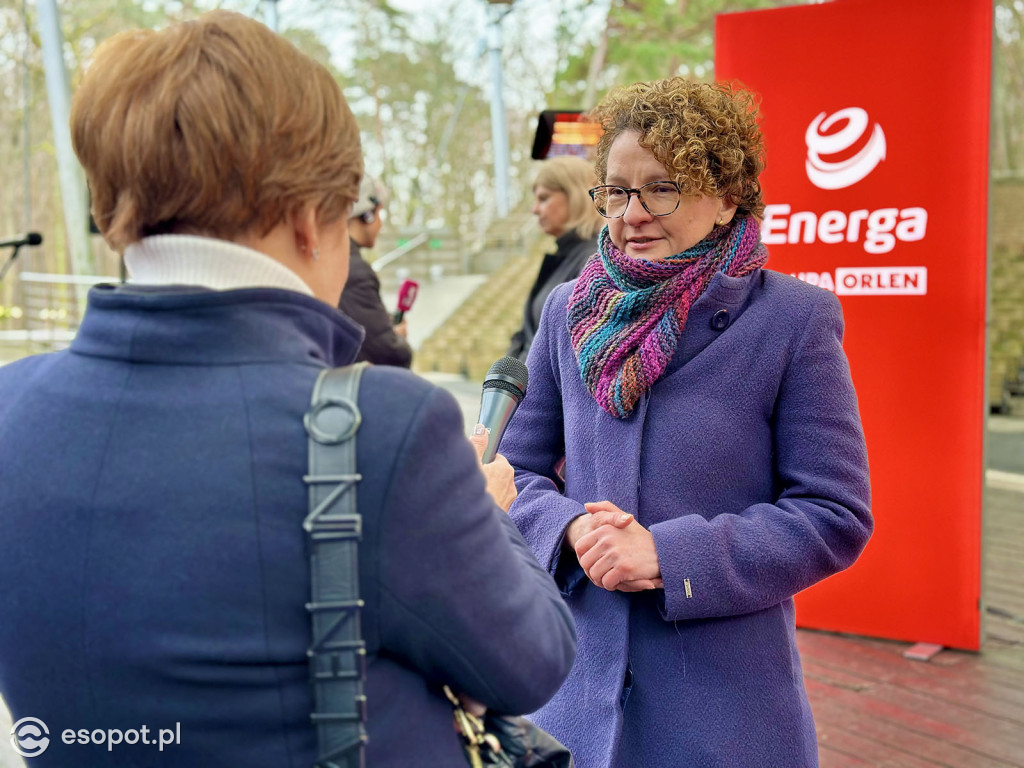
[374,381,576,714]
[650,289,872,620]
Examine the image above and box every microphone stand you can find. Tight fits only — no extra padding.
[0,245,23,283]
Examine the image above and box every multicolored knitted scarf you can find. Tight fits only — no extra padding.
[567,215,768,418]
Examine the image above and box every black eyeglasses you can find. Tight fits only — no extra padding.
[589,181,682,218]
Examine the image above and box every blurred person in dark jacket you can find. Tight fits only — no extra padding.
[508,156,603,362]
[339,175,414,367]
[0,11,575,767]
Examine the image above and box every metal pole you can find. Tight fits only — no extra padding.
[264,0,279,32]
[36,0,94,280]
[22,0,31,235]
[485,3,511,219]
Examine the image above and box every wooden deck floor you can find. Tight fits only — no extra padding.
[805,484,1024,768]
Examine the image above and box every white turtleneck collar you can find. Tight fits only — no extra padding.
[122,235,314,297]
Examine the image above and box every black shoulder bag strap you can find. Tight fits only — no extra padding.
[303,363,370,768]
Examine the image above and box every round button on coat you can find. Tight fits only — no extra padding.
[710,309,730,331]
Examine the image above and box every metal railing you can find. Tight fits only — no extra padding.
[16,271,120,286]
[371,232,430,273]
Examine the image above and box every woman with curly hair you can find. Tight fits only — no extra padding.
[501,77,872,767]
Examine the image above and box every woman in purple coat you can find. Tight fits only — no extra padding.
[501,77,872,768]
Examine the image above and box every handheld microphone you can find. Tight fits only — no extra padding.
[392,279,419,324]
[0,233,42,249]
[477,356,529,464]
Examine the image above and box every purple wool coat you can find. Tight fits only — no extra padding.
[503,268,872,768]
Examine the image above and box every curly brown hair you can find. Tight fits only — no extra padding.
[589,78,765,219]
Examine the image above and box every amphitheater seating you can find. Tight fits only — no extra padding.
[413,248,545,381]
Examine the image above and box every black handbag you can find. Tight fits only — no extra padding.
[305,364,573,768]
[444,686,574,768]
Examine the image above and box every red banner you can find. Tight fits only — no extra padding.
[716,0,992,650]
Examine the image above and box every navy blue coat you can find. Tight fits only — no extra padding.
[0,284,576,767]
[504,270,872,768]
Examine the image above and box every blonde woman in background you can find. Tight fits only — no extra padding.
[508,155,604,362]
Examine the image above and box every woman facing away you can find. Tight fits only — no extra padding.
[0,11,575,767]
[502,77,872,768]
[508,155,604,362]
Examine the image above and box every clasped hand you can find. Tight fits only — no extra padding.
[566,501,663,592]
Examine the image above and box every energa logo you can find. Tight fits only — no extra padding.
[805,107,886,190]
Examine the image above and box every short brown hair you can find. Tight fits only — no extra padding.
[533,156,604,241]
[589,78,765,219]
[71,10,362,251]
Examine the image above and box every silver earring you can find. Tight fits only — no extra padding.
[312,247,319,261]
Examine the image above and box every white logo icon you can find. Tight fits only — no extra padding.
[805,107,886,190]
[10,717,50,758]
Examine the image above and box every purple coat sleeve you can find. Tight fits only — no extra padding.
[651,290,872,621]
[505,292,588,586]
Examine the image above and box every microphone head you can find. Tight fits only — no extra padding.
[482,355,528,403]
[26,232,42,246]
[397,279,418,312]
